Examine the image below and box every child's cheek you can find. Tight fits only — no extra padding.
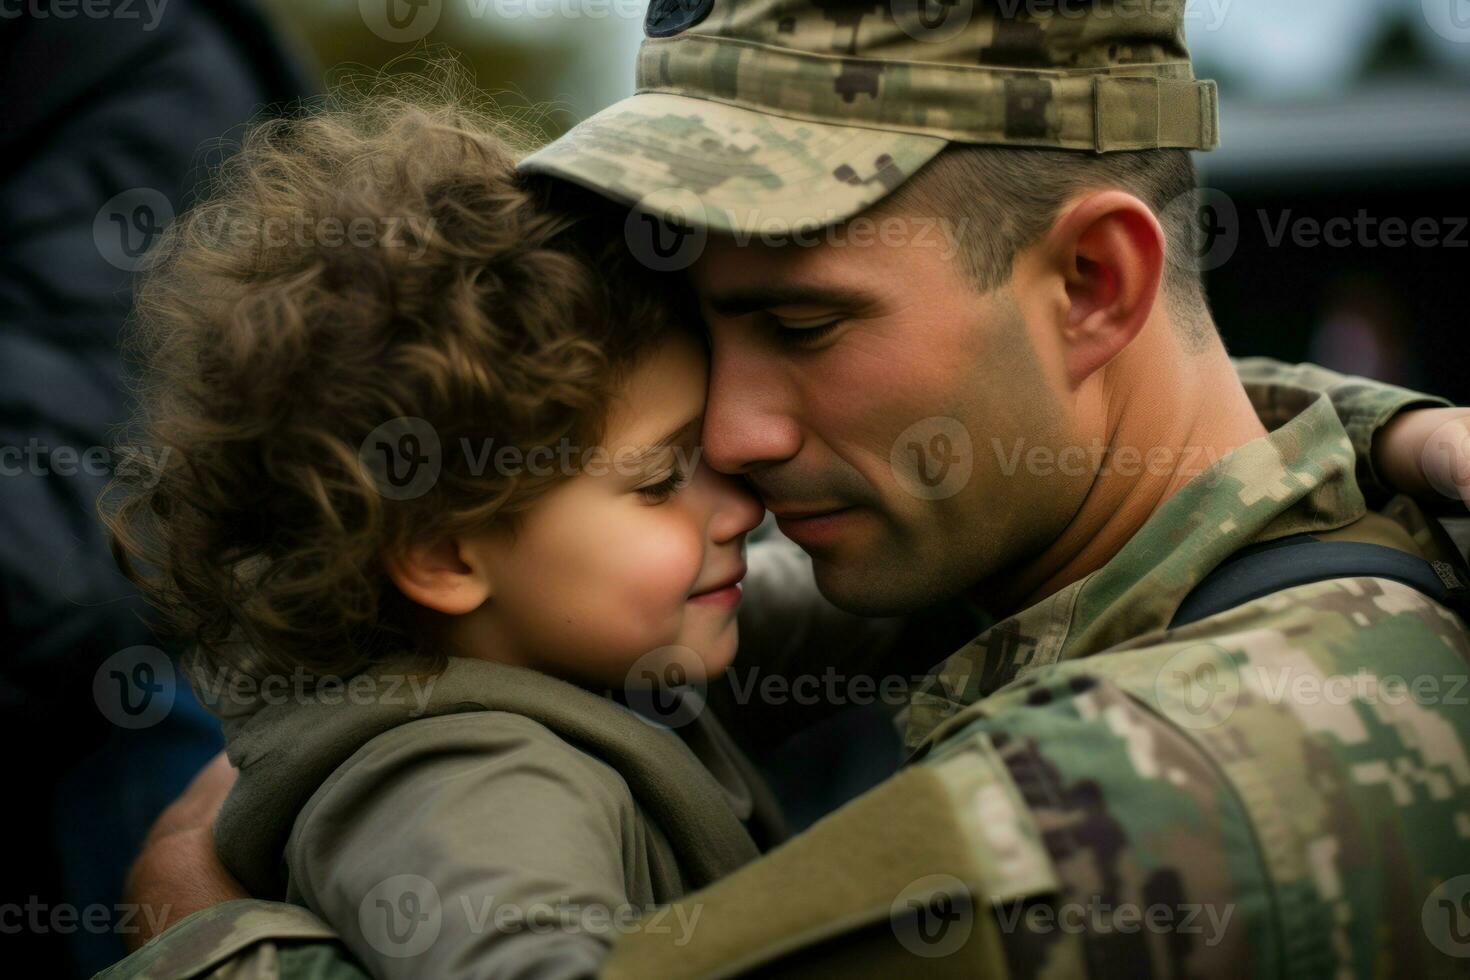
[526,494,705,682]
[602,515,703,646]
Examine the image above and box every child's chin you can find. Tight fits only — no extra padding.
[701,647,737,681]
[685,634,738,683]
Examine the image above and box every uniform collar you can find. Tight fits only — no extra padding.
[904,392,1366,754]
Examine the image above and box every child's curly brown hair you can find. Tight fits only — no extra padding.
[101,68,686,682]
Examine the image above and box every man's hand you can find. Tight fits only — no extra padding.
[1374,406,1470,510]
[121,752,249,951]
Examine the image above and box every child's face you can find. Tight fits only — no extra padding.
[466,328,763,689]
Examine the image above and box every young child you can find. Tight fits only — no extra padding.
[103,78,810,979]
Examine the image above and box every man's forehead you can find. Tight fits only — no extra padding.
[689,200,960,297]
[691,231,871,303]
[693,241,955,326]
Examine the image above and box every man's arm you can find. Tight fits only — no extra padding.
[1375,406,1470,510]
[1232,357,1463,505]
[121,753,247,951]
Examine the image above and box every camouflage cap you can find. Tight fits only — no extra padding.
[519,0,1220,234]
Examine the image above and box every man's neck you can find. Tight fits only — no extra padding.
[981,341,1268,618]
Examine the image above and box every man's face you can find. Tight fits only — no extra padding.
[692,212,1087,616]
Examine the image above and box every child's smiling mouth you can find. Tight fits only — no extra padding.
[688,564,747,607]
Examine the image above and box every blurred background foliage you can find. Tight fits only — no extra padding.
[257,0,645,144]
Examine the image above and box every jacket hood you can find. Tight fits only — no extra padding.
[212,656,779,898]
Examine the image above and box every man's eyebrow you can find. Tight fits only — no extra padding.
[704,283,879,318]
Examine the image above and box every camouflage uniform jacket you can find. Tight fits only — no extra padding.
[596,375,1470,978]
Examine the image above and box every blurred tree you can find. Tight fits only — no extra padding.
[258,0,638,144]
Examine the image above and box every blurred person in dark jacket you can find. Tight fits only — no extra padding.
[0,2,311,973]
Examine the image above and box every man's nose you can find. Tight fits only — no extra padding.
[702,343,802,475]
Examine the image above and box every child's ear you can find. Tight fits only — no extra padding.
[383,535,494,616]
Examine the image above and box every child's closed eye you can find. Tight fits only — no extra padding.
[637,465,692,503]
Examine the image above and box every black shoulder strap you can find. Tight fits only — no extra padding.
[1171,534,1470,629]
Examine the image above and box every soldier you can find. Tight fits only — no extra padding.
[101,1,1470,978]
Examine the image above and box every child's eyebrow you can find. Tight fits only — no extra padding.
[622,416,702,469]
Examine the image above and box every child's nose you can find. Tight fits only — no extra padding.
[706,468,764,545]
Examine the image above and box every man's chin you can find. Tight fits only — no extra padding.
[807,551,947,618]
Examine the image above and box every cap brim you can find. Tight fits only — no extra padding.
[518,92,946,235]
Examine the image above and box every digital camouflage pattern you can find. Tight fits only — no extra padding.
[519,0,1219,233]
[596,385,1470,978]
[92,900,366,980]
[897,394,1470,978]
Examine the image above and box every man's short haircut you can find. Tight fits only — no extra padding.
[895,146,1215,351]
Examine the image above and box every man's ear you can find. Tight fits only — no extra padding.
[383,535,494,616]
[1041,189,1166,387]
